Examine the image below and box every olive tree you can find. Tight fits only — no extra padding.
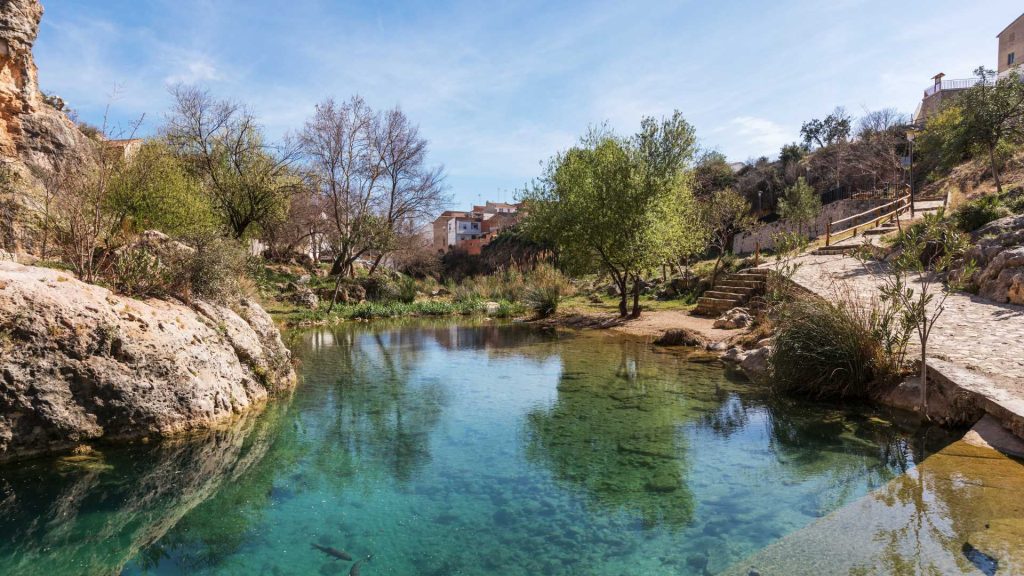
[702,188,754,286]
[956,67,1024,194]
[164,85,302,239]
[777,176,821,235]
[523,112,702,318]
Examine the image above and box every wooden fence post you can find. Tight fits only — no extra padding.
[826,218,832,247]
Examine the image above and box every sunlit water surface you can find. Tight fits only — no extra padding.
[0,321,957,575]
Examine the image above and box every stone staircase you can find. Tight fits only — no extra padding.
[693,268,769,317]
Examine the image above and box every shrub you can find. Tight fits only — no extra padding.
[395,276,418,303]
[188,237,246,302]
[769,293,908,399]
[953,195,1010,232]
[108,235,245,303]
[522,262,571,317]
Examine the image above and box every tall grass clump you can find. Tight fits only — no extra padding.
[770,291,908,399]
[522,262,572,317]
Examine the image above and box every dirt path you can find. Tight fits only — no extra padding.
[544,309,742,343]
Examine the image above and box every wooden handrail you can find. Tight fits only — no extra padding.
[831,194,910,228]
[825,194,911,247]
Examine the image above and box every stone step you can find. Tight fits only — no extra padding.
[864,226,898,236]
[728,274,767,284]
[717,279,762,290]
[813,245,858,256]
[740,268,770,276]
[705,287,748,297]
[714,283,755,294]
[702,290,747,301]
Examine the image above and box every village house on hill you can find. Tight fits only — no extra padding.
[432,201,521,255]
[913,11,1023,124]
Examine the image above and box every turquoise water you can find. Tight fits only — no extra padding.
[0,321,955,575]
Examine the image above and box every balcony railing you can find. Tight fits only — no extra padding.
[923,77,994,98]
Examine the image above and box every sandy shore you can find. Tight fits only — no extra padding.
[539,309,743,344]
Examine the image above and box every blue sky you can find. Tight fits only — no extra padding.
[35,0,1022,209]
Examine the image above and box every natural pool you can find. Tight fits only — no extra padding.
[0,320,968,575]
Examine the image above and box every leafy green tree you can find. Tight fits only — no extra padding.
[701,188,754,285]
[779,142,807,167]
[777,176,821,235]
[916,104,970,176]
[165,85,302,239]
[106,141,218,240]
[800,107,852,149]
[523,112,702,318]
[692,150,736,197]
[955,67,1024,194]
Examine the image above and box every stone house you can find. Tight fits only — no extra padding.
[431,201,522,255]
[998,13,1024,77]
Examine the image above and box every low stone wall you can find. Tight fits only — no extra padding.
[733,198,889,254]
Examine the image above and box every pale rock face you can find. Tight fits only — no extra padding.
[961,215,1024,306]
[0,0,94,256]
[0,261,296,462]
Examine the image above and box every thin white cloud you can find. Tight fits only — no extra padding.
[163,53,221,85]
[718,116,792,161]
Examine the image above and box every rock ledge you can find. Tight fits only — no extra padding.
[0,261,296,462]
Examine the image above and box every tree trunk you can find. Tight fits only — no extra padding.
[617,276,628,317]
[368,253,385,276]
[327,271,344,313]
[710,253,723,287]
[919,345,928,416]
[989,142,1003,195]
[630,276,641,318]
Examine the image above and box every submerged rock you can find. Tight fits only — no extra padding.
[0,261,296,462]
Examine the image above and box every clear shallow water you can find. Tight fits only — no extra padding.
[0,321,957,576]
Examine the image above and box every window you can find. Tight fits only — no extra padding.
[1010,52,1017,66]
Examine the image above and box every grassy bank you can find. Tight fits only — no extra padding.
[268,298,524,326]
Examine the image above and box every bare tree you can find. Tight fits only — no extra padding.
[299,96,447,279]
[164,85,301,239]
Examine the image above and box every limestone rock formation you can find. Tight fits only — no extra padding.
[0,0,94,255]
[959,214,1024,305]
[0,261,297,462]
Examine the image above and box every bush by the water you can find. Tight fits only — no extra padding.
[769,294,907,399]
[522,263,571,317]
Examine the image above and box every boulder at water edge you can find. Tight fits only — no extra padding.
[0,261,296,462]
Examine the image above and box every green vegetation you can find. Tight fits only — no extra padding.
[522,112,704,318]
[770,293,906,399]
[918,68,1024,191]
[866,216,974,410]
[777,177,821,235]
[952,194,1013,232]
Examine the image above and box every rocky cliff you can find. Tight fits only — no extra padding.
[0,261,297,462]
[0,0,93,255]
[0,0,88,166]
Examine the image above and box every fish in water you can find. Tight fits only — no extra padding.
[349,554,373,576]
[962,542,998,576]
[311,543,353,561]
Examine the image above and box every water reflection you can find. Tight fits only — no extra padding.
[0,321,979,576]
[525,338,699,528]
[0,402,293,576]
